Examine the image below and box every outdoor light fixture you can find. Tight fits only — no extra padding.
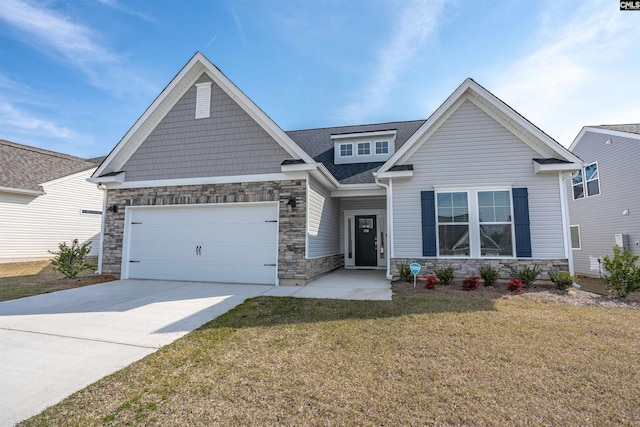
[286,197,297,211]
[106,205,118,213]
[97,183,106,190]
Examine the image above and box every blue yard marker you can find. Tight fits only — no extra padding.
[409,263,421,287]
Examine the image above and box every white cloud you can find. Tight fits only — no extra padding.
[488,0,640,146]
[96,0,155,23]
[336,0,446,123]
[0,99,83,141]
[0,0,122,89]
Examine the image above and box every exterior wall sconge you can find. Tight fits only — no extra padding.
[106,205,118,213]
[97,183,106,190]
[286,197,297,211]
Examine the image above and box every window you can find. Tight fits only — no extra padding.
[478,191,513,256]
[436,189,514,257]
[375,141,389,154]
[339,143,353,157]
[357,142,370,156]
[570,225,581,250]
[584,162,600,196]
[437,192,469,256]
[573,162,600,200]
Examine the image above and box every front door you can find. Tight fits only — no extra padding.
[355,215,377,266]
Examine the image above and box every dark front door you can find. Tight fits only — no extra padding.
[355,215,377,266]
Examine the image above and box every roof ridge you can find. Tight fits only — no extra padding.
[0,139,92,163]
[286,119,426,133]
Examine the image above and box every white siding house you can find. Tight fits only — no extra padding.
[0,140,105,263]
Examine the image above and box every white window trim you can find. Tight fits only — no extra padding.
[435,187,515,259]
[339,143,353,157]
[584,161,601,198]
[375,140,389,154]
[357,142,371,156]
[573,162,601,200]
[570,225,581,250]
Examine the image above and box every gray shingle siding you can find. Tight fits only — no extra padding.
[122,74,291,181]
[568,130,640,275]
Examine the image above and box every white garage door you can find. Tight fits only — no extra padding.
[122,203,278,285]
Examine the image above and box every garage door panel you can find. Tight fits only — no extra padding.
[124,204,279,285]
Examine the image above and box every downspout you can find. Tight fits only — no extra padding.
[559,172,575,276]
[375,176,394,280]
[97,186,108,274]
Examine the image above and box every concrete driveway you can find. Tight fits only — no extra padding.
[0,280,272,426]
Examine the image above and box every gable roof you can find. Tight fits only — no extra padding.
[569,123,640,151]
[286,120,425,184]
[378,78,582,173]
[0,140,100,195]
[93,52,314,179]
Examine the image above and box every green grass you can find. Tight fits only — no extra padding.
[0,261,102,302]
[20,293,640,426]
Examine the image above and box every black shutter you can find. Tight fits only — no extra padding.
[512,188,532,258]
[421,191,437,256]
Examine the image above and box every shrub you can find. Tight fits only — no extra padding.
[550,272,574,293]
[462,276,479,291]
[434,265,455,286]
[397,262,412,282]
[602,246,640,298]
[510,264,542,288]
[508,278,523,293]
[479,265,499,287]
[424,274,440,290]
[49,239,93,279]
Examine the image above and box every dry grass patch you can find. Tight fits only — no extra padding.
[0,261,114,302]
[21,293,640,426]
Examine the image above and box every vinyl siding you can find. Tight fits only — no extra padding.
[392,99,565,259]
[122,74,291,181]
[568,131,640,275]
[307,176,340,258]
[0,169,103,262]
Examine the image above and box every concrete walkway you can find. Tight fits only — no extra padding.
[0,270,390,425]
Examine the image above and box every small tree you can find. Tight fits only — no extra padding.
[49,239,93,279]
[602,246,640,298]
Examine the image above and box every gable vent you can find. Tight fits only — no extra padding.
[195,82,212,119]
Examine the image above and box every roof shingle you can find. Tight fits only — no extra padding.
[0,140,101,193]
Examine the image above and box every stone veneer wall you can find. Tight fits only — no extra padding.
[390,258,569,280]
[101,180,341,284]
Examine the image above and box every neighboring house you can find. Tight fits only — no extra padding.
[0,140,105,263]
[90,52,582,285]
[567,124,640,276]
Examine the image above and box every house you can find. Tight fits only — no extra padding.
[0,140,105,263]
[90,52,582,285]
[567,124,640,276]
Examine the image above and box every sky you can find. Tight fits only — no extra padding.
[0,0,638,158]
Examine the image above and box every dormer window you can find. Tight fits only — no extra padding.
[357,142,371,156]
[340,143,353,157]
[375,141,389,154]
[332,129,397,165]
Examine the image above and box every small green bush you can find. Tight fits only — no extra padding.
[510,264,542,288]
[479,265,499,287]
[434,264,455,286]
[550,272,574,293]
[397,262,412,282]
[602,246,640,298]
[49,239,93,279]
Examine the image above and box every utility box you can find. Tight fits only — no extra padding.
[614,234,629,250]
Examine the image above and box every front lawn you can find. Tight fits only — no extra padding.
[0,261,115,302]
[21,291,640,426]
